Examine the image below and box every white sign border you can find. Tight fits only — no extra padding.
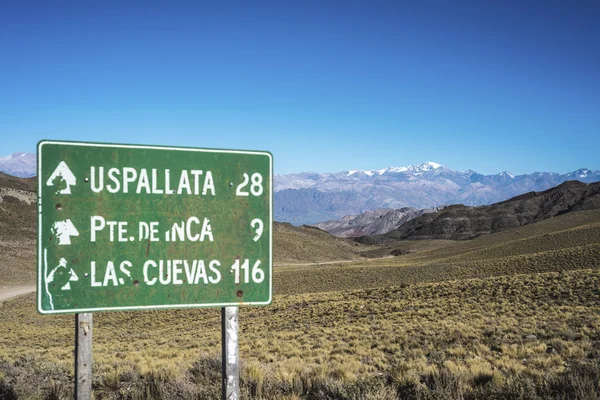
[37,140,273,314]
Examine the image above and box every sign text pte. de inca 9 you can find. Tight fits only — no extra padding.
[37,141,272,314]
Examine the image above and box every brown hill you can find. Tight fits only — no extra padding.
[0,171,36,192]
[273,222,367,264]
[313,207,431,238]
[0,172,36,240]
[357,180,600,243]
[0,173,37,285]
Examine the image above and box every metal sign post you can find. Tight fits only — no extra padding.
[75,313,92,400]
[222,306,239,400]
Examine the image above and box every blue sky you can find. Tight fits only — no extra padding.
[2,1,599,175]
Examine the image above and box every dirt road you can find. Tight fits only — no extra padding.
[0,285,35,303]
[275,255,394,267]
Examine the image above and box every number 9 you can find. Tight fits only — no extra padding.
[251,218,264,242]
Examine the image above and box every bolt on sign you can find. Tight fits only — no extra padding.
[37,141,272,313]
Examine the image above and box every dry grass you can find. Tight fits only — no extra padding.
[273,222,371,264]
[1,268,600,399]
[0,238,36,286]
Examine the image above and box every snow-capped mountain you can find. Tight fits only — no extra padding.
[2,153,599,226]
[344,162,443,177]
[275,162,600,224]
[0,153,36,178]
[274,161,447,191]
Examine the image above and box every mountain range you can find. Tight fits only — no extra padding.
[275,162,600,224]
[356,180,600,243]
[2,154,600,225]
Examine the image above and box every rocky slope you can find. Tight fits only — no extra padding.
[0,172,37,285]
[273,222,367,263]
[0,172,36,239]
[357,180,600,243]
[313,207,437,238]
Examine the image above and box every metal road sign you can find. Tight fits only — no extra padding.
[37,141,272,313]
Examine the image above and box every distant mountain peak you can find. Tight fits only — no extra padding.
[386,166,409,173]
[390,161,444,172]
[1,152,28,159]
[0,152,36,178]
[347,169,375,176]
[418,161,443,170]
[345,161,445,177]
[575,168,590,177]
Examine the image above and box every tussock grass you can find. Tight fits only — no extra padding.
[273,222,370,264]
[1,269,600,399]
[0,238,36,286]
[275,242,600,295]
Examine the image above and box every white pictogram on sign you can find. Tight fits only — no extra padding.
[44,250,80,310]
[51,219,80,245]
[46,161,77,194]
[47,257,79,291]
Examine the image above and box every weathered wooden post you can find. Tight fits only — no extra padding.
[75,313,93,400]
[222,306,239,400]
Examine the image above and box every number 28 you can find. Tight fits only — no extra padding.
[236,173,263,196]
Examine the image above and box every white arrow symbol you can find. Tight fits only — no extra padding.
[46,161,77,194]
[51,219,80,245]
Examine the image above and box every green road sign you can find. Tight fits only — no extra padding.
[37,141,272,314]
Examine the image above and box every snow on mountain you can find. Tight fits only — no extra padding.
[0,153,37,178]
[568,168,591,179]
[499,171,515,179]
[411,161,443,171]
[387,167,409,173]
[343,162,443,177]
[275,162,600,225]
